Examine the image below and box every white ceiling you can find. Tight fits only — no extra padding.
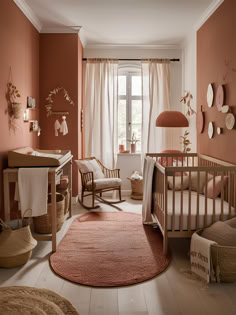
[23,0,215,46]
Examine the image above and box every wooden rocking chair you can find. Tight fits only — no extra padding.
[75,157,125,209]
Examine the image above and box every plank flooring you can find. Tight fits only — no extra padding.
[1,198,236,315]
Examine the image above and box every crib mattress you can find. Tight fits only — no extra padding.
[154,190,235,231]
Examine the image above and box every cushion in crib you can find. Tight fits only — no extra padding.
[75,159,105,179]
[201,221,236,246]
[190,173,213,194]
[203,176,228,199]
[86,178,122,191]
[168,175,189,190]
[225,217,236,228]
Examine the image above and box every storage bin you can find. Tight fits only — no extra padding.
[127,177,143,200]
[33,193,65,234]
[197,230,236,283]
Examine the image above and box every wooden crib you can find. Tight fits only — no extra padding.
[146,153,236,255]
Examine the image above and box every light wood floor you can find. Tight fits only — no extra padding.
[1,198,236,315]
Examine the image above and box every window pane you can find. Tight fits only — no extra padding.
[118,99,126,145]
[132,100,142,124]
[118,75,126,95]
[131,124,142,152]
[132,75,141,96]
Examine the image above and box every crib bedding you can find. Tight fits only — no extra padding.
[163,190,235,231]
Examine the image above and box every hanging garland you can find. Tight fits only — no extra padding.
[45,86,74,117]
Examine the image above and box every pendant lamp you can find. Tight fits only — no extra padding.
[156,111,189,127]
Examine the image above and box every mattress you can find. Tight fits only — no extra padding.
[154,190,235,231]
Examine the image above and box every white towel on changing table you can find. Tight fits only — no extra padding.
[18,168,49,217]
[190,231,217,283]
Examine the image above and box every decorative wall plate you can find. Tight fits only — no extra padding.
[208,122,214,138]
[217,127,222,135]
[207,84,214,107]
[225,113,235,130]
[196,109,204,134]
[221,105,230,113]
[216,85,224,111]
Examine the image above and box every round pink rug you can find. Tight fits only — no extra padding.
[50,212,170,287]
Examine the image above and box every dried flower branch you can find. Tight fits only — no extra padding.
[7,82,21,103]
[45,86,74,117]
[180,91,196,116]
[180,130,191,153]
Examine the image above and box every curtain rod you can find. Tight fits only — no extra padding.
[82,58,180,62]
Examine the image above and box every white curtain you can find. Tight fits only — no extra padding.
[141,60,172,155]
[84,59,118,169]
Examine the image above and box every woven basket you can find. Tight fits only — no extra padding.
[33,193,65,234]
[0,217,37,268]
[197,230,236,283]
[127,177,143,200]
[57,188,70,215]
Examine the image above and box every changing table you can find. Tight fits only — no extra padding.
[3,147,73,252]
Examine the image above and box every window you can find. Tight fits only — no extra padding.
[118,68,142,152]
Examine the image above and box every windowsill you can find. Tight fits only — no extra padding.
[117,153,141,156]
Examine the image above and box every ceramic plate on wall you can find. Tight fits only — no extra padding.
[221,105,230,113]
[216,85,224,111]
[207,84,214,107]
[208,122,214,138]
[225,113,235,130]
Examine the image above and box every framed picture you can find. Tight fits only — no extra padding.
[27,97,36,108]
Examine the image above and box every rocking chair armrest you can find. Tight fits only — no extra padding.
[104,168,120,178]
[80,171,95,188]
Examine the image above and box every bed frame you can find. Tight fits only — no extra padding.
[146,153,236,255]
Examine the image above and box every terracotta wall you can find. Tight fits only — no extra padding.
[0,1,39,218]
[39,34,83,196]
[197,0,236,163]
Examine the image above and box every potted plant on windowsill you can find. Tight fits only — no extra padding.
[127,133,140,153]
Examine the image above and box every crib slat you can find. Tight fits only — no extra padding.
[204,171,208,227]
[234,172,236,215]
[228,172,231,218]
[221,172,224,221]
[213,172,216,223]
[188,172,192,231]
[172,175,175,231]
[180,172,183,232]
[196,171,200,230]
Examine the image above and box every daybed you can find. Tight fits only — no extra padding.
[146,153,236,255]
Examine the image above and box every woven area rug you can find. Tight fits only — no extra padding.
[50,212,170,287]
[0,286,79,314]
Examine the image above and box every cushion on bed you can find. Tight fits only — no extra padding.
[225,217,236,229]
[75,159,105,179]
[168,175,189,190]
[190,173,213,194]
[203,176,228,199]
[201,221,236,246]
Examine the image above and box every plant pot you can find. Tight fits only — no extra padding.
[119,144,125,153]
[131,143,136,153]
[12,103,23,119]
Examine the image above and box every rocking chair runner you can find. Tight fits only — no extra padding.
[75,157,125,209]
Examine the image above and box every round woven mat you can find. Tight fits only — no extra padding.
[0,286,79,315]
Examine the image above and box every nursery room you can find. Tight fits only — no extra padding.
[0,0,236,314]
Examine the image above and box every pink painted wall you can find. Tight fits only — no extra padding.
[0,1,39,219]
[39,34,83,196]
[197,0,236,163]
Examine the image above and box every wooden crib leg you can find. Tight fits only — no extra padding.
[163,234,168,256]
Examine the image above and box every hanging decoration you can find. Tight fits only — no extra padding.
[45,87,74,117]
[180,91,196,116]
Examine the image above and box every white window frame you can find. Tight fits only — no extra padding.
[118,68,142,148]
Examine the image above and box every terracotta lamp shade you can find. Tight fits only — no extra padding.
[156,111,189,127]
